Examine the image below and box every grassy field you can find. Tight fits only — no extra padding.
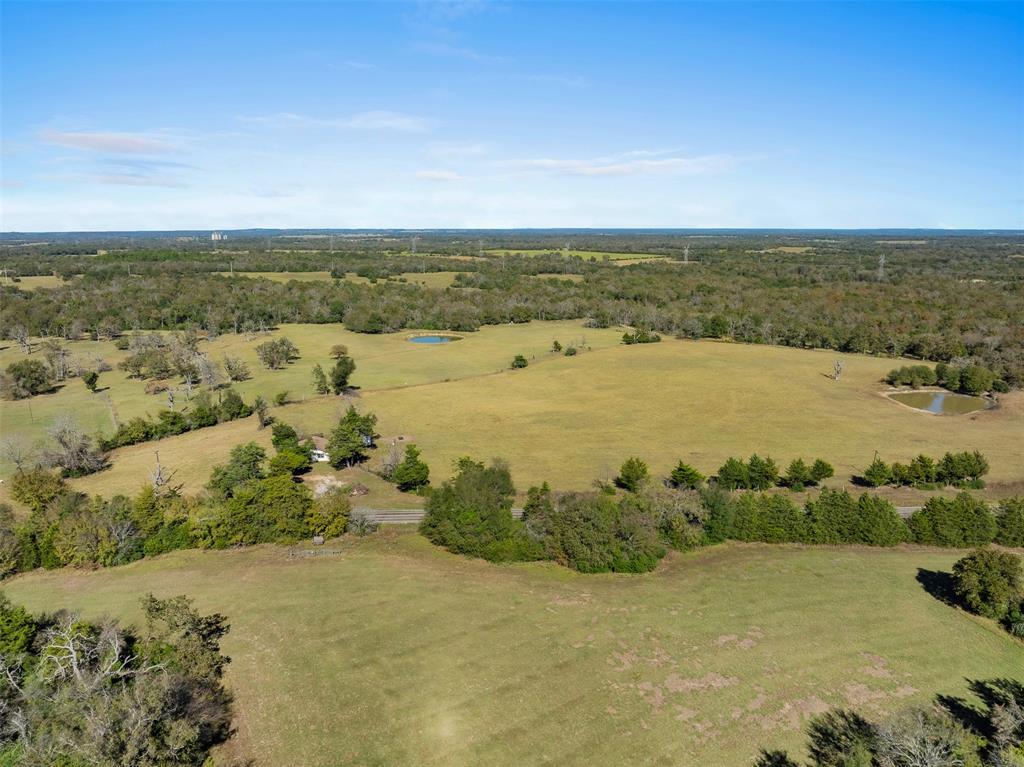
[3,323,1022,503]
[486,249,667,261]
[213,270,337,283]
[0,274,66,290]
[4,535,1020,766]
[0,321,621,493]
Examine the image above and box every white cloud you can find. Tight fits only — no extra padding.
[510,151,745,177]
[39,130,177,154]
[416,170,465,181]
[413,41,505,62]
[426,141,491,157]
[238,110,433,132]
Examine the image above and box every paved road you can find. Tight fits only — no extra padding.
[355,508,523,524]
[357,506,921,524]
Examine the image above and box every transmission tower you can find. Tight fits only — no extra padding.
[878,253,886,281]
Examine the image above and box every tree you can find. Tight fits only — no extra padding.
[995,497,1024,547]
[312,363,329,394]
[206,442,266,498]
[952,547,1022,620]
[810,458,834,484]
[306,486,351,538]
[42,415,107,477]
[253,395,272,428]
[82,369,99,392]
[909,492,996,547]
[2,358,52,399]
[255,337,300,369]
[268,449,312,476]
[784,458,813,491]
[392,444,430,491]
[716,457,749,490]
[511,354,529,369]
[218,387,251,421]
[1,594,232,767]
[668,460,704,490]
[327,405,377,468]
[615,457,649,492]
[222,354,250,382]
[863,456,890,487]
[330,343,349,359]
[747,454,780,490]
[420,458,540,563]
[330,354,356,393]
[9,467,66,512]
[212,473,312,546]
[551,340,562,353]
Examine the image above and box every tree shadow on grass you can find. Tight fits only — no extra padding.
[915,567,960,608]
[937,678,1024,743]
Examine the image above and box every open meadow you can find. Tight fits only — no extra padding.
[5,320,1020,503]
[486,248,668,262]
[4,534,1020,767]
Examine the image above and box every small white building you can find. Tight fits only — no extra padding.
[211,231,227,241]
[311,449,330,463]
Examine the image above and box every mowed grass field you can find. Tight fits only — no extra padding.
[0,274,66,290]
[4,535,1020,766]
[3,322,1022,502]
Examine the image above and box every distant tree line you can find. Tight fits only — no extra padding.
[3,234,1021,386]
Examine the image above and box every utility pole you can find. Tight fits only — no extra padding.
[877,253,886,281]
[683,245,689,264]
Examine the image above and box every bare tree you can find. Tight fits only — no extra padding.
[10,325,31,354]
[222,355,250,382]
[1,436,38,473]
[194,353,222,388]
[874,708,963,767]
[42,415,106,476]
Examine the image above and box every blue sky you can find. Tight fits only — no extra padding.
[2,1,1021,230]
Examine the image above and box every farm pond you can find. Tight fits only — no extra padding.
[889,391,990,415]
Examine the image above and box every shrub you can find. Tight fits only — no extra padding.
[523,486,665,573]
[82,370,99,392]
[255,337,299,369]
[9,468,66,513]
[908,492,996,547]
[268,449,312,476]
[952,547,1022,620]
[885,364,937,388]
[211,474,313,546]
[732,493,806,543]
[420,458,541,563]
[621,328,661,345]
[615,456,649,492]
[511,354,529,369]
[563,346,578,357]
[306,487,351,539]
[273,390,289,406]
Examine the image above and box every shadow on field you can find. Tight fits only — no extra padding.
[915,567,960,608]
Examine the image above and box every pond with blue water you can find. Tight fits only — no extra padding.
[408,334,461,344]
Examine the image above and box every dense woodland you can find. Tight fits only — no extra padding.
[2,231,1022,385]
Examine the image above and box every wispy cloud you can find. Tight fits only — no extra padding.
[509,150,746,177]
[238,110,433,132]
[89,173,188,188]
[39,130,177,154]
[416,169,465,181]
[519,73,590,88]
[413,41,506,63]
[427,141,491,157]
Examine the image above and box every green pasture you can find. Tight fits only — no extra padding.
[4,536,1019,766]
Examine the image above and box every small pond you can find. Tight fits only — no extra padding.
[408,334,461,344]
[889,391,989,415]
